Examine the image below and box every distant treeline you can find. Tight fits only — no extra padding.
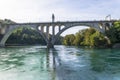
[63,28,109,48]
[63,21,120,48]
[6,27,46,45]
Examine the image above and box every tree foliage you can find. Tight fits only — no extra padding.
[63,28,109,47]
[63,34,75,46]
[106,21,120,44]
[6,27,46,45]
[73,31,83,46]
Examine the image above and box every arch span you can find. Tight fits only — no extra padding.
[52,23,104,44]
[0,25,47,46]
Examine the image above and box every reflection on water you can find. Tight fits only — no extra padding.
[54,46,120,80]
[0,46,56,80]
[0,46,120,80]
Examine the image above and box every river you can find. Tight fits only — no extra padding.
[0,45,120,80]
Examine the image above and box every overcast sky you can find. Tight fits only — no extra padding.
[0,0,120,35]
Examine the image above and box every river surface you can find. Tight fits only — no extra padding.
[0,45,120,80]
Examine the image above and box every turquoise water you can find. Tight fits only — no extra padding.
[0,46,120,80]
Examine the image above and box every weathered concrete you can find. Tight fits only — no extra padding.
[0,20,117,48]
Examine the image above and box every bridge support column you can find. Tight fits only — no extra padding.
[46,26,54,48]
[41,26,44,32]
[0,43,5,47]
[47,42,54,48]
[52,26,55,42]
[59,26,61,32]
[46,26,49,39]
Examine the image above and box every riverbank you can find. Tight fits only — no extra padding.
[113,43,120,48]
[4,43,120,49]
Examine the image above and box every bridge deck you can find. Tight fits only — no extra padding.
[6,20,117,25]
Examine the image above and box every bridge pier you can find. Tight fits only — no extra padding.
[45,24,55,48]
[0,43,5,47]
[47,42,54,48]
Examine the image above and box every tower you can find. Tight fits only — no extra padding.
[52,14,55,22]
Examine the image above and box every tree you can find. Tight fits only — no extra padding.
[90,31,108,47]
[63,34,75,46]
[73,31,83,46]
[106,21,120,44]
[82,28,96,46]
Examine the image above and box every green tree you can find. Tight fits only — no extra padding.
[63,34,75,46]
[90,31,108,47]
[82,28,96,46]
[106,21,120,44]
[73,31,83,46]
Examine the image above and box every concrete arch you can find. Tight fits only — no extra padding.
[0,25,47,46]
[52,23,103,44]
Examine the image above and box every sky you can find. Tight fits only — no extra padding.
[0,0,120,35]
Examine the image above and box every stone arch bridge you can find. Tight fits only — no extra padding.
[0,20,117,48]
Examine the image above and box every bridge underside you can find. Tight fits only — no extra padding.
[0,20,115,48]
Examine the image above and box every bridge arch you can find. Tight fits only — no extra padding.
[0,25,47,46]
[53,23,104,44]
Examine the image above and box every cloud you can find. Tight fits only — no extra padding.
[0,0,120,22]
